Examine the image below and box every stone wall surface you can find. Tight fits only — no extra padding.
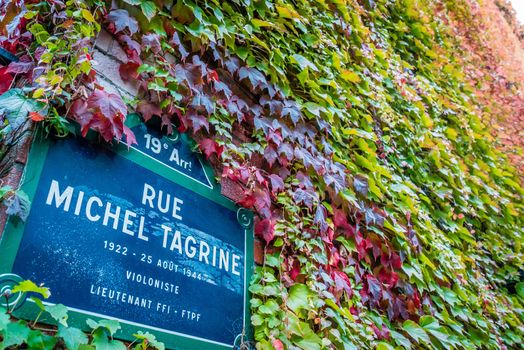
[0,121,33,237]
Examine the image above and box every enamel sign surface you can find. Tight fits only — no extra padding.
[0,116,253,350]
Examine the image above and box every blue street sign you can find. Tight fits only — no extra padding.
[0,124,254,350]
[128,123,213,189]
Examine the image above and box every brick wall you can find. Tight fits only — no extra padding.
[0,121,33,237]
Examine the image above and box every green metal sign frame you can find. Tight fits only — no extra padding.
[0,115,254,350]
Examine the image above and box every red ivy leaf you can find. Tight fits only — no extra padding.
[107,9,138,35]
[0,1,24,38]
[213,80,232,99]
[170,31,189,61]
[292,188,317,209]
[333,208,351,230]
[278,142,294,161]
[381,252,402,270]
[224,57,240,74]
[187,110,209,132]
[260,96,283,116]
[366,275,382,302]
[119,61,140,81]
[282,100,302,124]
[296,171,313,189]
[269,174,284,193]
[120,35,141,55]
[391,253,402,270]
[238,193,255,208]
[123,125,137,145]
[81,68,97,84]
[253,188,271,214]
[87,89,127,120]
[176,113,190,133]
[191,92,215,115]
[255,218,275,245]
[353,174,369,197]
[332,270,353,296]
[69,99,93,134]
[377,267,399,287]
[0,68,14,94]
[314,204,328,233]
[70,90,129,142]
[207,69,219,82]
[199,138,223,159]
[175,63,204,92]
[137,101,162,121]
[264,145,278,168]
[77,113,110,141]
[371,324,390,340]
[255,170,267,186]
[142,33,161,54]
[290,258,300,281]
[161,113,174,135]
[238,66,267,90]
[271,339,284,350]
[6,59,34,75]
[29,111,44,122]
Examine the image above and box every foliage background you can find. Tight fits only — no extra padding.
[0,0,523,349]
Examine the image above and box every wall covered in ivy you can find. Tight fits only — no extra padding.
[0,0,523,349]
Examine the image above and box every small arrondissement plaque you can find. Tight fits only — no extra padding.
[0,116,254,350]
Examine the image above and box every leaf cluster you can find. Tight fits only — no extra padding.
[0,0,523,349]
[0,280,165,350]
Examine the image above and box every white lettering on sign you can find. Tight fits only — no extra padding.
[44,179,243,276]
[142,183,183,220]
[46,180,73,211]
[143,133,192,171]
[85,196,102,222]
[125,270,179,294]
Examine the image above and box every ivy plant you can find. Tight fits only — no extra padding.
[0,0,522,349]
[0,280,164,349]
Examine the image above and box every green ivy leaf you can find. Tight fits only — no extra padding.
[57,324,89,350]
[133,331,165,350]
[391,330,412,349]
[0,321,30,348]
[287,315,322,350]
[0,308,10,330]
[251,314,264,326]
[419,315,438,328]
[287,284,310,312]
[0,88,46,129]
[12,280,50,299]
[419,316,452,346]
[258,300,280,315]
[516,282,524,298]
[140,1,157,21]
[30,296,45,311]
[86,318,121,337]
[290,54,318,72]
[5,189,31,221]
[45,303,68,326]
[81,9,95,23]
[78,345,96,350]
[27,329,57,350]
[0,185,11,199]
[339,69,361,83]
[265,255,280,267]
[92,329,126,350]
[376,342,395,350]
[402,320,430,344]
